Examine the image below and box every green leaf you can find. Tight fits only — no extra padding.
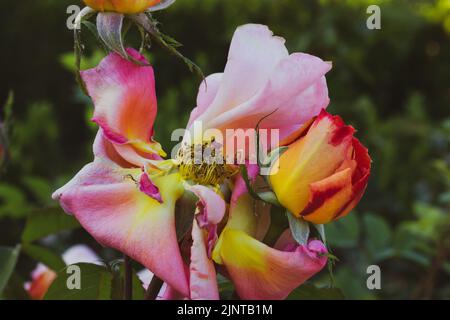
[0,245,21,294]
[313,224,326,243]
[287,284,345,300]
[325,213,360,248]
[287,212,310,245]
[363,213,392,257]
[22,176,53,205]
[0,183,28,218]
[21,207,81,243]
[217,274,235,300]
[45,263,112,300]
[257,191,281,206]
[1,272,29,300]
[22,244,66,272]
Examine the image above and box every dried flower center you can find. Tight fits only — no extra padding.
[176,139,238,185]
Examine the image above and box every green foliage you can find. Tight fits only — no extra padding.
[287,284,345,300]
[45,263,112,300]
[22,244,66,272]
[21,207,80,243]
[44,262,146,300]
[0,245,21,295]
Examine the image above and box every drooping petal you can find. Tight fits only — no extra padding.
[215,228,327,300]
[52,160,189,296]
[212,190,271,265]
[81,49,165,165]
[186,184,226,226]
[189,220,219,300]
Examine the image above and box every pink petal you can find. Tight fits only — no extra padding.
[186,184,226,226]
[189,220,219,300]
[207,54,331,133]
[188,73,223,127]
[187,24,331,152]
[230,163,259,205]
[81,49,163,164]
[139,172,163,203]
[52,160,189,296]
[193,24,288,126]
[62,245,101,265]
[216,229,327,300]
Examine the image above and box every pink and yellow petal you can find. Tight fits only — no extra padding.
[81,49,165,163]
[52,160,189,296]
[214,229,327,300]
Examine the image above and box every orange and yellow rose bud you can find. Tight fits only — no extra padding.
[270,110,371,224]
[83,0,162,14]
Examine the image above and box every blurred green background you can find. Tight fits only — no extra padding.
[0,0,449,299]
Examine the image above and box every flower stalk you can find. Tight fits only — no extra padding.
[123,255,133,300]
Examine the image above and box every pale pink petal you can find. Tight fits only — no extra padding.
[62,245,102,265]
[206,54,331,133]
[194,24,289,125]
[188,73,223,127]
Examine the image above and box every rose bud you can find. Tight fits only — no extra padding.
[270,110,371,224]
[83,0,162,14]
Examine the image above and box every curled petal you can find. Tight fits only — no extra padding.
[189,220,219,300]
[139,172,163,203]
[52,160,189,296]
[186,184,226,226]
[215,229,327,300]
